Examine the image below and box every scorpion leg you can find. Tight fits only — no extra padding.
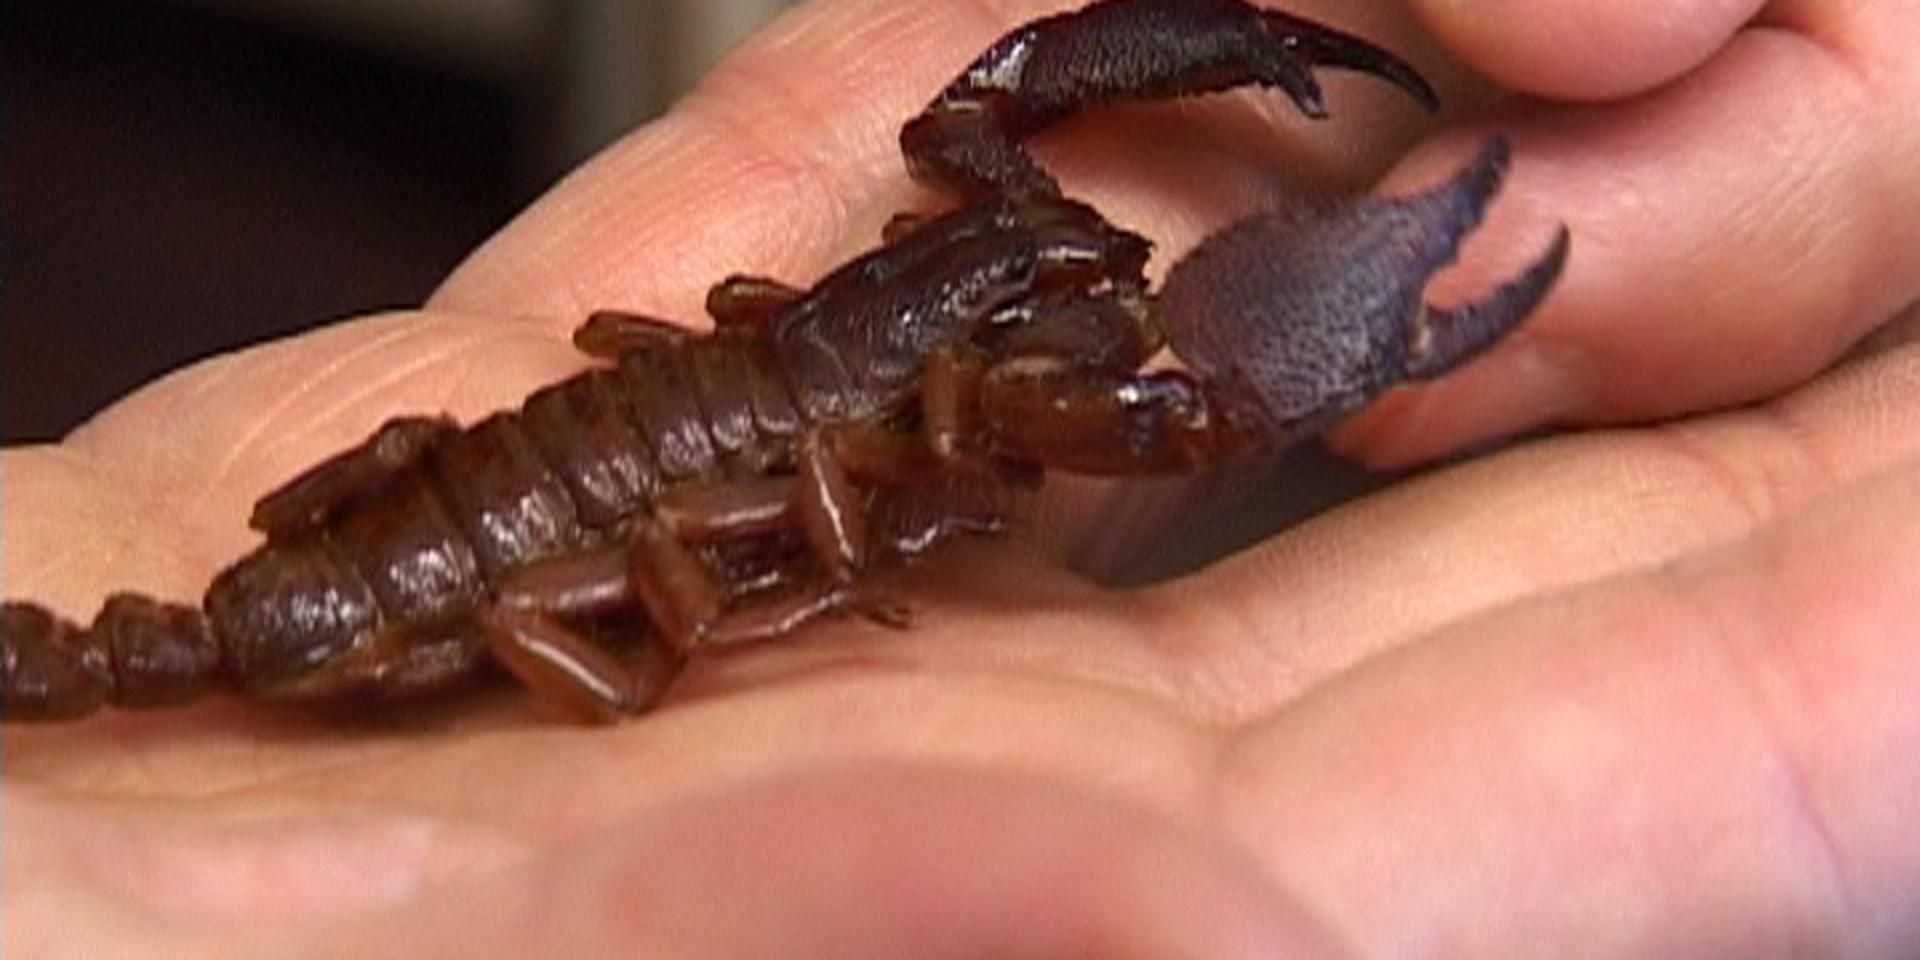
[651,463,914,640]
[655,477,800,540]
[706,275,804,327]
[882,212,931,245]
[979,357,1250,474]
[796,427,869,581]
[572,310,689,360]
[485,538,689,718]
[479,606,680,722]
[903,0,1438,199]
[628,509,894,653]
[498,545,634,618]
[923,348,987,462]
[575,278,801,362]
[249,415,457,538]
[980,287,1162,374]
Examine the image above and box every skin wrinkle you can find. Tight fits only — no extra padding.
[193,317,439,501]
[558,120,830,326]
[1,447,127,582]
[1828,22,1920,341]
[1141,568,1321,727]
[1646,541,1855,949]
[244,320,483,463]
[18,733,346,805]
[696,0,922,183]
[1725,29,1878,342]
[1647,410,1820,533]
[549,127,698,324]
[677,80,856,277]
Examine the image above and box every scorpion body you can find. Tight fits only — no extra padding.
[2,0,1570,724]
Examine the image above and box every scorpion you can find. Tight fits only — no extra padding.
[1,0,1570,724]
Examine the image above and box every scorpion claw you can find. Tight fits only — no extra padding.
[1263,9,1440,114]
[1408,225,1572,380]
[905,0,1438,199]
[1157,137,1567,445]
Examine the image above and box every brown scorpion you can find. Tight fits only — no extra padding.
[1,0,1570,724]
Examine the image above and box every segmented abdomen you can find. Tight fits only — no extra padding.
[2,322,851,718]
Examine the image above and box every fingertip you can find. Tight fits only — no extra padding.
[1407,0,1764,100]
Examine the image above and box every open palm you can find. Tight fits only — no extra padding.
[8,0,1920,956]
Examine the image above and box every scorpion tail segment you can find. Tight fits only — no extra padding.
[3,595,224,722]
[2,602,111,721]
[1157,137,1563,446]
[903,0,1438,199]
[1406,225,1572,381]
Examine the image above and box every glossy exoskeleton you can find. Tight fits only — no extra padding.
[1,0,1569,724]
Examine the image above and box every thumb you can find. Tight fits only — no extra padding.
[1406,0,1764,100]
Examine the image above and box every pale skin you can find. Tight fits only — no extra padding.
[6,0,1920,955]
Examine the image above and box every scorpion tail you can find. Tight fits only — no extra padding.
[1156,137,1570,446]
[2,595,223,722]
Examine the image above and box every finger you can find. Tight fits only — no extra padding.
[314,768,1340,960]
[427,0,1450,329]
[1334,3,1920,465]
[1406,0,1765,100]
[1218,460,1920,956]
[1150,335,1920,719]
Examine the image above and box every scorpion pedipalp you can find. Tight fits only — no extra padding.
[1154,136,1571,444]
[902,0,1438,200]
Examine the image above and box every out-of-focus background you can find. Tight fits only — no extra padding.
[5,0,800,441]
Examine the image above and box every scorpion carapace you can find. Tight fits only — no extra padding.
[1,0,1570,724]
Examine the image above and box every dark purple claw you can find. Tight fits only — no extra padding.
[904,0,1440,200]
[1258,9,1439,117]
[1156,137,1569,445]
[1406,225,1571,381]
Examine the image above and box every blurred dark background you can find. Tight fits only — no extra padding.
[4,0,796,441]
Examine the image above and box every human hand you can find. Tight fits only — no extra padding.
[7,0,1920,956]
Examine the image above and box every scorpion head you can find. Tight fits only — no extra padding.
[1155,137,1571,447]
